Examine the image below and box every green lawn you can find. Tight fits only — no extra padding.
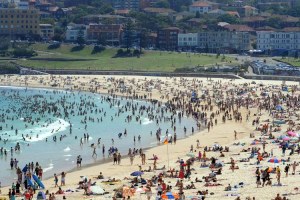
[277,58,300,67]
[16,44,235,72]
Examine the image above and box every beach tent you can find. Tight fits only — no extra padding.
[90,186,105,195]
[36,191,46,200]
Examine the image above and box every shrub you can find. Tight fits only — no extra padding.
[133,49,140,55]
[13,48,36,57]
[92,45,105,54]
[117,49,124,55]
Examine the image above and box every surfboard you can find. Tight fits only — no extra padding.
[32,174,45,189]
[27,178,33,187]
[22,165,28,173]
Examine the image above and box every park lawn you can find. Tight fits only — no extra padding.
[277,58,300,67]
[16,44,235,72]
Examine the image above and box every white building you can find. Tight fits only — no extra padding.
[198,31,250,52]
[65,24,87,41]
[257,31,300,50]
[189,1,212,14]
[178,33,198,47]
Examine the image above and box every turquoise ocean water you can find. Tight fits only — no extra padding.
[0,86,196,186]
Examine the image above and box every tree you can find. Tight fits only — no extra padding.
[195,11,200,18]
[123,20,135,51]
[77,28,85,46]
[0,37,10,51]
[154,0,170,8]
[168,0,193,12]
[217,14,239,24]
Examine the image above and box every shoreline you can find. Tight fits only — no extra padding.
[1,75,300,199]
[0,81,202,187]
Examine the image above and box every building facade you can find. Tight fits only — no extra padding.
[0,8,40,39]
[39,23,54,40]
[257,31,300,50]
[65,24,87,41]
[157,27,180,50]
[189,2,212,14]
[197,31,250,52]
[178,33,198,48]
[87,24,123,45]
[109,0,140,11]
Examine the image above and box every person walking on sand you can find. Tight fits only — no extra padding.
[130,153,134,165]
[292,161,298,175]
[92,147,97,157]
[61,172,66,186]
[276,166,281,185]
[234,130,237,140]
[54,174,58,187]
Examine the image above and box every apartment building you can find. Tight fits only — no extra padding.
[109,0,140,11]
[178,33,198,48]
[87,24,123,45]
[157,27,180,50]
[0,8,40,38]
[197,31,250,52]
[257,30,300,50]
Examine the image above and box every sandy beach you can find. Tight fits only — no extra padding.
[1,75,300,200]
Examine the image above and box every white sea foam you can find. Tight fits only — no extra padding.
[24,119,69,142]
[142,118,153,125]
[43,163,54,172]
[64,147,71,152]
[63,154,72,157]
[2,118,69,142]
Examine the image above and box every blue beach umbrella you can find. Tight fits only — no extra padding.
[275,105,284,111]
[130,171,143,176]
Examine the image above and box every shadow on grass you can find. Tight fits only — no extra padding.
[47,43,61,50]
[71,45,85,52]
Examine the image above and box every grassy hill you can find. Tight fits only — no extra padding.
[16,44,235,72]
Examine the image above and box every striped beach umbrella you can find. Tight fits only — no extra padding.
[268,158,281,163]
[161,192,179,199]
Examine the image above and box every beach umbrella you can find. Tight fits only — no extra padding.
[161,192,179,199]
[275,105,284,111]
[282,136,290,141]
[268,158,281,163]
[36,191,46,200]
[130,171,143,176]
[287,131,298,137]
[90,186,105,195]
